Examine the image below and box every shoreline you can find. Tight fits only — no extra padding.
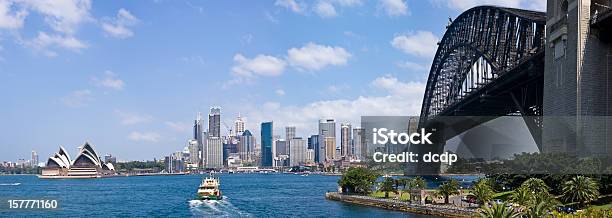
[325,192,476,218]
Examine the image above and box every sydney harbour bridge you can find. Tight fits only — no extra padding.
[411,1,612,173]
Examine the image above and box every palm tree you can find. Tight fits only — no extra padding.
[509,186,531,207]
[379,177,397,198]
[562,175,600,208]
[412,176,427,190]
[472,179,494,205]
[521,178,549,195]
[396,177,411,200]
[478,202,522,218]
[436,179,460,204]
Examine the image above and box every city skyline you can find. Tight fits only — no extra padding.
[0,0,546,161]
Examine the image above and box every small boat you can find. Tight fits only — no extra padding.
[196,174,222,200]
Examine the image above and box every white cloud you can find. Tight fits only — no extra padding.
[275,89,286,96]
[431,0,546,11]
[165,121,190,132]
[397,61,429,72]
[287,42,351,71]
[314,1,337,18]
[92,71,124,90]
[61,89,93,107]
[245,75,425,134]
[128,131,160,142]
[19,0,93,35]
[378,0,409,16]
[334,0,363,7]
[101,8,139,39]
[0,0,28,29]
[391,31,439,58]
[327,84,350,93]
[23,31,87,53]
[274,0,305,13]
[115,110,153,125]
[231,53,286,77]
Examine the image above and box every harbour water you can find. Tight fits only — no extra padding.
[0,174,474,217]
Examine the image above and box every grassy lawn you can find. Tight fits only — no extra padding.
[369,191,411,201]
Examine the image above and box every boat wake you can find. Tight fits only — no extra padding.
[188,197,252,217]
[0,183,21,186]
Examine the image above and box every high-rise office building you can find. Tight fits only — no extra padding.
[187,139,199,165]
[325,137,336,161]
[31,150,38,167]
[352,128,365,160]
[289,137,307,166]
[340,123,352,158]
[234,114,245,135]
[238,130,255,161]
[261,122,273,167]
[205,137,223,168]
[306,149,315,164]
[285,126,296,140]
[319,119,336,162]
[274,139,287,156]
[308,135,319,162]
[194,112,205,168]
[208,107,221,137]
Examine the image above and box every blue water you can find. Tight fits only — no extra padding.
[0,174,441,217]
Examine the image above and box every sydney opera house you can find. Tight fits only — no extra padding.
[41,142,116,178]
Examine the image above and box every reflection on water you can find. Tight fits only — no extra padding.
[188,197,253,217]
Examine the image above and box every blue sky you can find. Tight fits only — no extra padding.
[0,0,545,161]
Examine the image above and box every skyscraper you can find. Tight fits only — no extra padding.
[285,126,296,140]
[208,107,221,137]
[340,123,352,158]
[308,135,320,162]
[194,112,205,168]
[31,150,38,167]
[261,121,273,167]
[187,139,199,165]
[238,130,255,161]
[319,119,336,162]
[206,137,223,169]
[352,128,365,160]
[234,114,245,135]
[325,137,336,161]
[274,139,287,156]
[289,137,307,167]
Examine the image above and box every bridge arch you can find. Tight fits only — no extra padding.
[420,6,546,124]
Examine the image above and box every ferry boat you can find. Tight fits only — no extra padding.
[196,175,222,200]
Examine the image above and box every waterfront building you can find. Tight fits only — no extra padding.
[352,128,365,161]
[206,137,223,169]
[274,139,287,156]
[209,107,221,137]
[308,135,320,163]
[193,112,205,168]
[42,143,116,178]
[340,123,352,159]
[289,137,307,166]
[164,155,184,173]
[306,149,315,164]
[187,139,199,165]
[318,119,336,162]
[238,130,255,161]
[234,114,245,135]
[31,150,38,167]
[261,122,273,167]
[273,155,289,167]
[222,137,238,166]
[324,137,336,161]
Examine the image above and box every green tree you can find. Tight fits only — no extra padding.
[396,177,411,200]
[338,167,379,194]
[509,186,531,206]
[521,178,550,195]
[478,202,522,218]
[472,179,494,205]
[412,176,427,190]
[436,179,460,204]
[379,177,397,198]
[562,175,600,208]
